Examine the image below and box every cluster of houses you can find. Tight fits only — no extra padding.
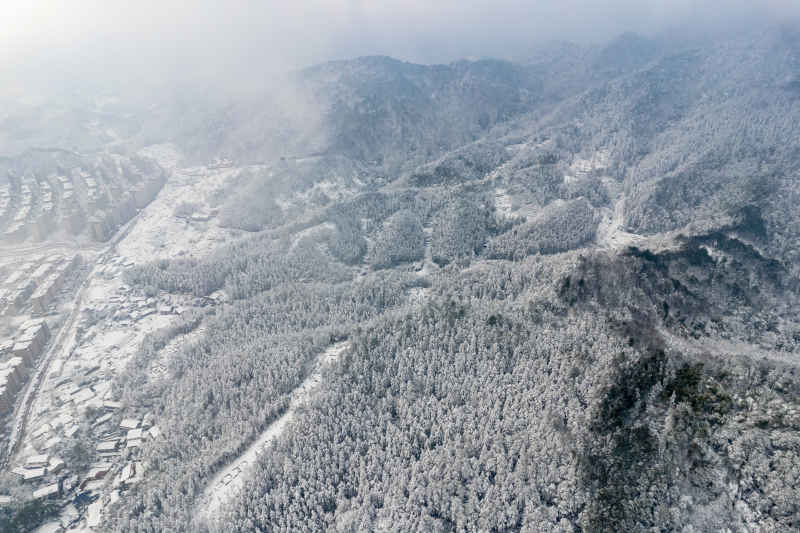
[0,155,165,243]
[95,417,161,456]
[2,414,154,522]
[2,393,157,506]
[1,176,60,241]
[6,384,160,527]
[8,453,66,499]
[87,270,182,327]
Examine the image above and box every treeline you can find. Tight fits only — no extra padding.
[125,235,351,299]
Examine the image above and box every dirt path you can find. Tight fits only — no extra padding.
[194,341,350,529]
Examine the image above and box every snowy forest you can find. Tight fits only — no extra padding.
[1,21,800,533]
[103,27,800,532]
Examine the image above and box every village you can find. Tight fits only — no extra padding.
[1,253,192,529]
[0,147,242,531]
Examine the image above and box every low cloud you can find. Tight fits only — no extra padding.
[1,0,798,96]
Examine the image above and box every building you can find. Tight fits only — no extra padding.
[66,207,86,235]
[30,271,65,313]
[120,418,139,430]
[96,441,118,453]
[25,454,49,469]
[93,413,112,426]
[30,262,54,281]
[0,357,26,392]
[11,279,36,311]
[48,457,65,474]
[132,176,165,209]
[114,461,138,488]
[13,320,51,366]
[72,388,95,404]
[0,340,14,357]
[84,463,112,483]
[20,318,51,343]
[22,468,46,482]
[86,500,102,528]
[31,424,52,439]
[12,340,36,367]
[32,483,60,500]
[111,193,137,227]
[88,211,112,242]
[0,356,27,414]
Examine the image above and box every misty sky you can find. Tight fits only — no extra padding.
[1,0,798,94]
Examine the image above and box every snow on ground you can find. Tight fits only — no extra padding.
[4,157,243,531]
[494,188,514,219]
[195,341,351,529]
[148,324,206,381]
[595,195,646,250]
[117,165,241,264]
[565,149,611,184]
[289,222,335,251]
[35,522,63,533]
[415,226,438,279]
[18,259,186,465]
[137,143,183,171]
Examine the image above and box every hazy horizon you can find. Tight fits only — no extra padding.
[2,0,799,100]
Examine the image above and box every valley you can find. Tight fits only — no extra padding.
[1,24,799,533]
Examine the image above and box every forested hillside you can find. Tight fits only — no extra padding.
[104,26,800,532]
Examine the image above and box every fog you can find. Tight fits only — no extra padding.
[1,0,799,98]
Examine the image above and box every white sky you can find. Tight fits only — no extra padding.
[0,0,798,94]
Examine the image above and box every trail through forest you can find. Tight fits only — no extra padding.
[194,340,350,528]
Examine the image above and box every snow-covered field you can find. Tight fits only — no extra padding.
[595,195,646,250]
[117,165,241,264]
[493,187,514,219]
[564,149,611,184]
